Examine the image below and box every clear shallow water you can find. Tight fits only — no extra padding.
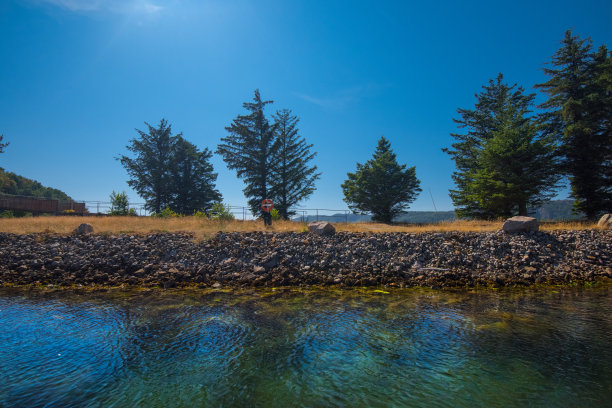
[0,286,610,408]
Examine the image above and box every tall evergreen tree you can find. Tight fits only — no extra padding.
[119,119,220,214]
[170,137,222,214]
[270,109,320,219]
[535,30,612,218]
[470,104,560,217]
[444,74,561,218]
[119,119,176,213]
[217,90,278,222]
[342,137,421,223]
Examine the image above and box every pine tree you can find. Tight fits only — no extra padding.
[535,30,612,218]
[270,109,320,219]
[119,119,176,213]
[470,106,560,217]
[170,137,222,214]
[217,90,278,223]
[119,119,220,214]
[444,74,561,218]
[590,44,612,212]
[342,137,421,223]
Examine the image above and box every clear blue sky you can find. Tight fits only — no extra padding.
[1,0,611,212]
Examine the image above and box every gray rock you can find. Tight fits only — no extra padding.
[502,216,539,233]
[308,221,336,236]
[597,214,611,229]
[73,223,94,235]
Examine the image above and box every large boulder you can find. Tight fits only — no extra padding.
[308,221,336,236]
[598,214,612,229]
[73,223,94,234]
[502,216,539,233]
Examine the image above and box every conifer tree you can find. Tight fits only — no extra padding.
[342,137,421,223]
[592,45,612,204]
[470,103,560,217]
[270,109,320,219]
[217,90,278,223]
[170,137,222,214]
[535,30,612,218]
[119,119,221,214]
[119,119,176,213]
[444,74,561,218]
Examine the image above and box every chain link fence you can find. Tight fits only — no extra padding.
[81,201,354,222]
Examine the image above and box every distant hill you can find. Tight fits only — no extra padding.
[0,168,71,201]
[293,211,456,223]
[293,200,583,223]
[531,199,584,220]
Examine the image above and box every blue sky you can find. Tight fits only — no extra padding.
[1,0,611,212]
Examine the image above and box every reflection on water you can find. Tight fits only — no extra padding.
[0,286,610,407]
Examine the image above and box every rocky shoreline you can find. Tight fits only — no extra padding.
[0,230,610,288]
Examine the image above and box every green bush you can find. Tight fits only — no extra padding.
[152,206,180,218]
[270,208,281,221]
[0,210,32,218]
[193,209,208,219]
[109,191,136,216]
[208,203,235,221]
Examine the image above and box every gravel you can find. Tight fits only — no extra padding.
[0,230,610,288]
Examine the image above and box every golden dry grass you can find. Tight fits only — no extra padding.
[0,216,600,239]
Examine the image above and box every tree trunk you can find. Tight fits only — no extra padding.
[518,201,527,216]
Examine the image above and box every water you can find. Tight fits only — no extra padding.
[0,286,610,407]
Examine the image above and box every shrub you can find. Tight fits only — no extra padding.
[270,208,281,221]
[194,209,207,219]
[208,203,235,221]
[152,206,179,218]
[109,191,134,216]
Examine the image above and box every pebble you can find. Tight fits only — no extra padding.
[0,230,609,288]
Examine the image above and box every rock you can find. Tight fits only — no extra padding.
[502,216,539,233]
[597,214,612,229]
[73,223,94,235]
[308,221,336,236]
[262,254,280,269]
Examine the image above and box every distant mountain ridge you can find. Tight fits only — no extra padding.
[0,168,72,201]
[293,200,583,223]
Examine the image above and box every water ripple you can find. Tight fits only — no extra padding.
[0,286,610,407]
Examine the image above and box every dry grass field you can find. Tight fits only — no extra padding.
[0,216,599,239]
